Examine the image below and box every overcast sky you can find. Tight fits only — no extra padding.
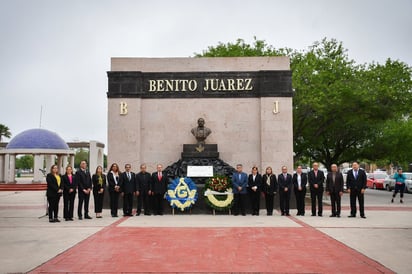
[0,0,411,149]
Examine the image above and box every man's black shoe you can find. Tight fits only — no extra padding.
[329,214,336,217]
[85,215,92,219]
[78,216,83,220]
[348,215,356,218]
[361,215,366,219]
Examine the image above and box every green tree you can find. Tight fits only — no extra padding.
[0,124,11,142]
[15,155,34,170]
[74,148,89,169]
[196,38,412,169]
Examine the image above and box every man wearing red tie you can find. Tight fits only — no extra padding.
[150,164,168,215]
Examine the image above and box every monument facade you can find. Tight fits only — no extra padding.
[107,57,293,175]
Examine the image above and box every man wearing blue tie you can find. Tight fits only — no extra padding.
[232,164,248,216]
[346,161,367,218]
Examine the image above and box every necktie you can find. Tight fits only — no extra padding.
[355,171,358,179]
[158,172,162,181]
[315,171,317,178]
[127,172,131,180]
[239,174,241,180]
[284,174,287,180]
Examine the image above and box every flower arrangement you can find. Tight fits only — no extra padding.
[204,175,233,211]
[166,177,198,211]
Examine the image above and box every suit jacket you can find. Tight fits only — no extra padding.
[261,173,278,194]
[278,173,293,191]
[76,168,92,192]
[292,173,308,192]
[92,174,106,195]
[308,170,325,191]
[120,172,136,194]
[150,172,168,194]
[136,171,151,193]
[62,174,78,195]
[325,172,344,193]
[248,173,262,192]
[107,171,120,192]
[232,172,248,194]
[46,173,63,198]
[346,169,367,191]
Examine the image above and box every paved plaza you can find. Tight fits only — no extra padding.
[0,190,411,273]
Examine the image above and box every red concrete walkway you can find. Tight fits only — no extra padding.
[29,216,393,274]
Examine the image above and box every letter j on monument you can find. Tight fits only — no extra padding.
[106,57,294,172]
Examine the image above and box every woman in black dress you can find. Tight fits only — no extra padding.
[62,165,77,221]
[107,163,121,217]
[261,166,278,216]
[92,165,106,218]
[46,164,63,223]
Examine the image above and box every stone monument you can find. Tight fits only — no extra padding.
[164,118,235,182]
[107,57,294,178]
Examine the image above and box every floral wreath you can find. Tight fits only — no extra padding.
[204,175,233,211]
[166,177,198,211]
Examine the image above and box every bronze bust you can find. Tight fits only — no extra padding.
[191,118,212,146]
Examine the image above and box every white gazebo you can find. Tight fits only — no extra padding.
[0,128,75,183]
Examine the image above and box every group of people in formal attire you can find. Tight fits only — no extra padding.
[231,161,367,218]
[45,161,168,223]
[46,160,368,222]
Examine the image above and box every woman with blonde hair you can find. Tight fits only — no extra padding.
[92,165,106,218]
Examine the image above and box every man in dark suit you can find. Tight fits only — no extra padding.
[346,161,367,218]
[325,164,344,217]
[150,164,168,215]
[308,162,325,216]
[120,163,136,216]
[292,165,307,216]
[232,164,248,216]
[136,164,152,216]
[76,160,92,220]
[278,166,293,216]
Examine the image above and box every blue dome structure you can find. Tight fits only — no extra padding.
[6,128,69,150]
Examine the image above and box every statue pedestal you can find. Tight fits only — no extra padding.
[181,144,219,158]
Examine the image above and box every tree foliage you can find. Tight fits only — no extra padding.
[196,38,412,168]
[0,124,11,142]
[74,148,89,169]
[15,155,34,170]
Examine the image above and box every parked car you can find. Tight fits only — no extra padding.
[385,172,412,192]
[384,175,395,191]
[366,173,388,190]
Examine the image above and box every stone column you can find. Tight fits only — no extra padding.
[108,98,141,170]
[260,97,294,173]
[57,156,63,174]
[0,155,4,182]
[8,154,16,183]
[61,155,68,174]
[70,155,75,169]
[33,154,45,183]
[45,155,55,171]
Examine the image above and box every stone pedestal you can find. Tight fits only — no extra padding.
[181,144,219,158]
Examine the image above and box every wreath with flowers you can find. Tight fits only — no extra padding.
[204,175,233,211]
[166,177,198,211]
